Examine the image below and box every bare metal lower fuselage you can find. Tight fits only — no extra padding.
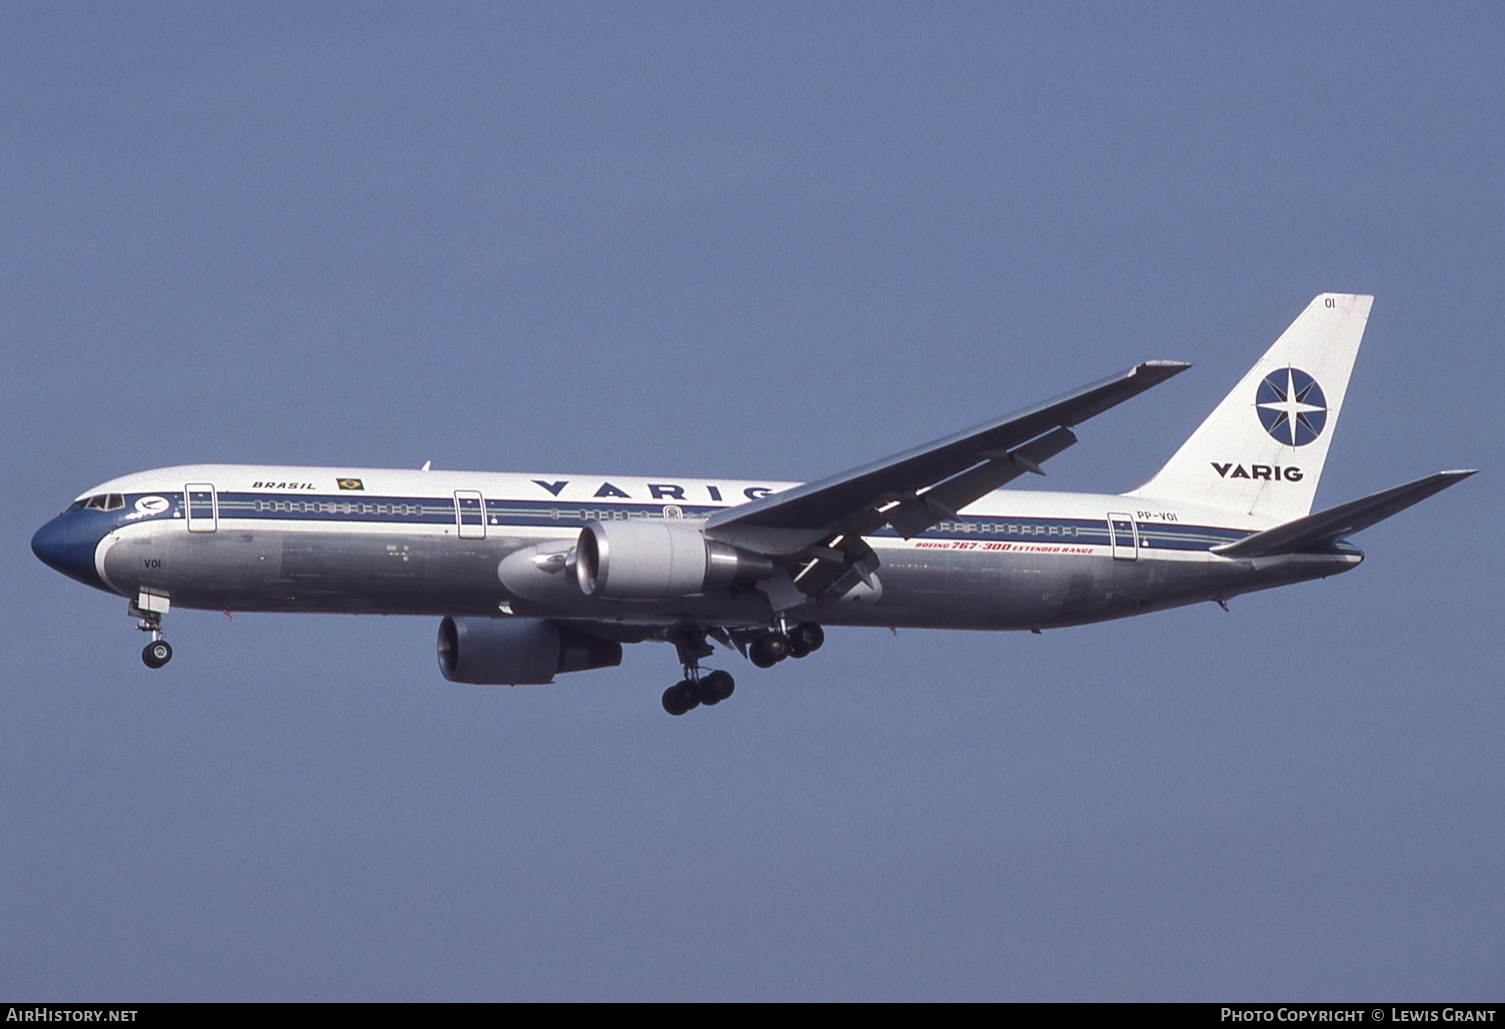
[83,498,1358,635]
[31,464,1364,664]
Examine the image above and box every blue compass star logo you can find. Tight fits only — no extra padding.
[1256,367,1327,447]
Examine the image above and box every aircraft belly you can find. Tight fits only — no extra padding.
[101,525,785,623]
[98,521,1359,629]
[832,548,1358,630]
[104,529,285,606]
[103,527,521,616]
[848,550,1130,630]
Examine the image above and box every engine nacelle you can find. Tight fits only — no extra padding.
[574,519,774,599]
[436,616,622,685]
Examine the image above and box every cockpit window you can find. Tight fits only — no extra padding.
[78,494,126,511]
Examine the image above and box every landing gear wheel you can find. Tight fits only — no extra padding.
[662,680,699,716]
[142,640,173,669]
[791,622,824,655]
[699,670,735,705]
[750,632,791,667]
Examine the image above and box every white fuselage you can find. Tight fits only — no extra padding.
[36,464,1361,635]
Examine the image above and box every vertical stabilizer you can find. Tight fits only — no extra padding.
[1127,293,1373,525]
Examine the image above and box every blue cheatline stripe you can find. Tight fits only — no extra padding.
[114,490,1288,552]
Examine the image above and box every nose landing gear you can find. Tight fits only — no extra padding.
[130,593,173,669]
[142,639,173,669]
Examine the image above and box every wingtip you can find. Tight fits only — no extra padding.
[1134,360,1192,378]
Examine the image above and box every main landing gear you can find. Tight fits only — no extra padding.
[661,669,735,717]
[130,595,173,669]
[749,621,824,668]
[659,622,825,716]
[661,626,735,716]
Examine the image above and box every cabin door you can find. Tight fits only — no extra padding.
[186,483,218,533]
[454,491,486,539]
[1107,512,1138,561]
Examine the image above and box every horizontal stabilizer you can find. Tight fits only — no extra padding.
[1212,470,1476,559]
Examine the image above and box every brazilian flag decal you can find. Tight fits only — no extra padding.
[337,478,365,491]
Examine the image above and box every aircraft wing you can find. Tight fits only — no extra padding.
[1211,469,1476,559]
[704,360,1190,604]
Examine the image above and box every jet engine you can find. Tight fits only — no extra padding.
[574,519,774,599]
[437,616,622,685]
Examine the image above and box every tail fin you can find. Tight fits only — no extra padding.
[1128,293,1373,525]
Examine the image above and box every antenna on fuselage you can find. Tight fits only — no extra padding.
[421,460,432,471]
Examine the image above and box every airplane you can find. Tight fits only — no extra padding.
[32,294,1474,715]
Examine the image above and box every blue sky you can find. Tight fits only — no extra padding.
[3,3,1501,1000]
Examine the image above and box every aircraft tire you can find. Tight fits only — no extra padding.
[792,622,824,653]
[700,670,734,704]
[142,640,173,669]
[662,680,698,716]
[749,636,777,668]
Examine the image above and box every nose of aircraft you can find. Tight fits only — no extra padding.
[32,512,107,590]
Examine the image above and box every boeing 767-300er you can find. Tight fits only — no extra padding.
[33,294,1473,715]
